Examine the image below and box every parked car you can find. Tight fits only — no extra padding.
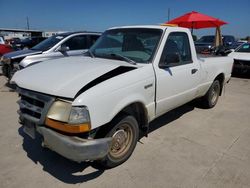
[0,44,13,57]
[0,44,13,74]
[195,35,236,53]
[11,25,233,168]
[5,37,21,48]
[229,41,246,50]
[13,36,46,50]
[229,42,250,74]
[1,32,101,79]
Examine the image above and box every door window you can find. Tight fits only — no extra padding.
[89,35,100,47]
[63,35,87,50]
[160,32,192,67]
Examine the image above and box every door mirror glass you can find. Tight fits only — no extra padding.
[159,53,180,68]
[58,44,70,52]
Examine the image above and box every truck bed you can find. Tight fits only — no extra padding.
[197,54,226,58]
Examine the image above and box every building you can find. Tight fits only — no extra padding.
[0,28,43,40]
[0,28,67,40]
[42,31,68,38]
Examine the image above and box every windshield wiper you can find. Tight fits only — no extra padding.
[110,53,136,65]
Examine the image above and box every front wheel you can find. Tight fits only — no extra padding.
[95,115,139,169]
[2,64,10,78]
[201,80,221,108]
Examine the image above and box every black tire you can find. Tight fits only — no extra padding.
[2,64,9,78]
[4,64,13,81]
[201,80,221,108]
[95,115,139,169]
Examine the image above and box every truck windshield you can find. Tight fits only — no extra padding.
[31,35,65,51]
[236,43,250,53]
[89,28,163,63]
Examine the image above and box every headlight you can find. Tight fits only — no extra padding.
[47,100,72,122]
[46,100,91,133]
[69,106,90,124]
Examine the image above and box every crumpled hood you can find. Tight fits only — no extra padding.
[229,52,250,61]
[4,49,42,59]
[12,56,135,98]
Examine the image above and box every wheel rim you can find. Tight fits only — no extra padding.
[211,84,220,105]
[110,123,133,159]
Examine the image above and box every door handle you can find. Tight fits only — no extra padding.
[191,69,198,74]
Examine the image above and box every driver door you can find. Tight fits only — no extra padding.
[155,32,200,117]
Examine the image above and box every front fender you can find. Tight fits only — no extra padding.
[109,93,148,122]
[72,64,156,129]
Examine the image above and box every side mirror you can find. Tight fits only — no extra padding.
[159,53,180,69]
[58,44,70,53]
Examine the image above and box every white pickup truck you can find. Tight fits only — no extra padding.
[11,25,233,168]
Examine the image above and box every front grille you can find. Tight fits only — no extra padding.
[17,88,55,124]
[21,95,45,108]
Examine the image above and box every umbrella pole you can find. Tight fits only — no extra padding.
[191,22,194,35]
[214,27,222,47]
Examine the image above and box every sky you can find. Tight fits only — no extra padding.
[0,0,250,38]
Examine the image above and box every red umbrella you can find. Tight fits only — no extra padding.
[166,11,227,31]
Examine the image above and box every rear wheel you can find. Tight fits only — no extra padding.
[95,115,139,169]
[201,80,221,108]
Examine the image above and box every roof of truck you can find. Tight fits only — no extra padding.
[108,25,189,32]
[109,25,168,30]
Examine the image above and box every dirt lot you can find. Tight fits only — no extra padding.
[0,75,250,188]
